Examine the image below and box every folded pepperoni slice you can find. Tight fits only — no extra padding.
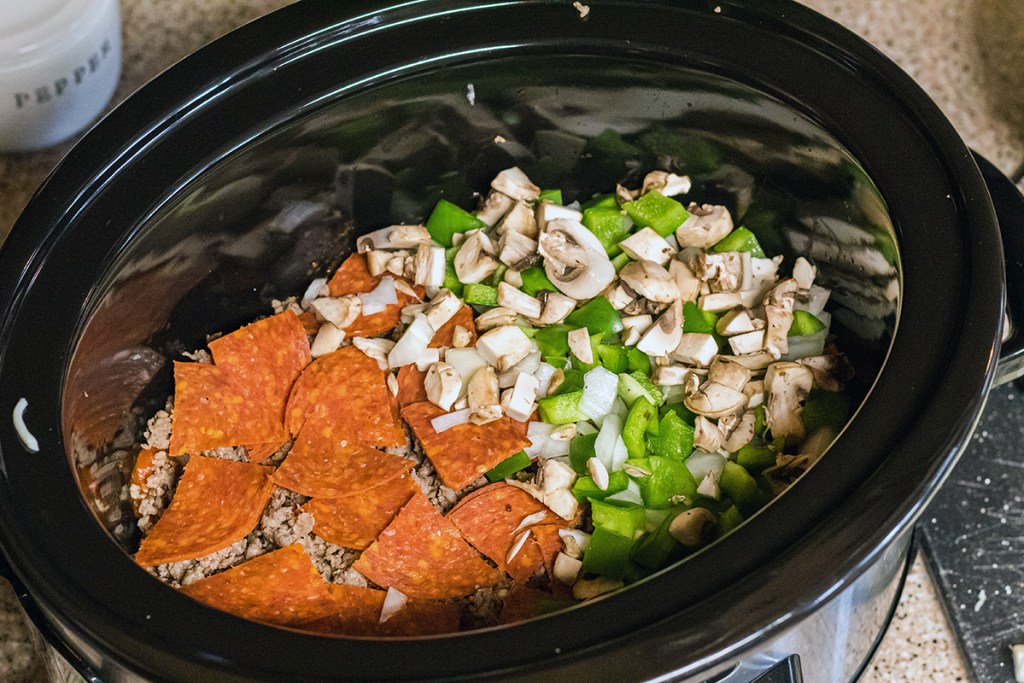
[395,365,428,408]
[180,544,338,627]
[401,402,531,490]
[327,253,422,337]
[303,473,418,550]
[300,584,460,637]
[353,493,501,599]
[428,305,477,349]
[271,421,412,498]
[285,346,406,447]
[498,585,571,625]
[135,456,275,566]
[447,483,567,583]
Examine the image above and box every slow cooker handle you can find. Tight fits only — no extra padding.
[974,152,1024,385]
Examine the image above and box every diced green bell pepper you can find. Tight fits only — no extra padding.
[627,456,698,509]
[618,371,663,407]
[565,297,624,336]
[520,265,558,296]
[582,207,632,257]
[569,432,599,474]
[626,347,651,375]
[661,402,697,426]
[753,404,767,437]
[682,301,718,334]
[802,389,851,434]
[622,190,689,238]
[485,450,532,482]
[632,512,684,570]
[442,247,463,296]
[581,526,635,580]
[534,324,572,357]
[572,470,630,503]
[463,283,499,306]
[720,461,766,515]
[712,226,766,258]
[552,368,585,396]
[623,397,657,459]
[735,439,775,472]
[596,343,629,373]
[649,409,695,459]
[590,499,646,538]
[538,390,587,424]
[425,199,485,247]
[538,189,563,205]
[487,264,508,287]
[582,193,619,210]
[716,504,745,537]
[611,252,632,272]
[788,309,826,337]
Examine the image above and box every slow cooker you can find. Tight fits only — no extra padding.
[1,1,1022,680]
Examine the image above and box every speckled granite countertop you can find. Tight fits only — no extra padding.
[2,0,1021,680]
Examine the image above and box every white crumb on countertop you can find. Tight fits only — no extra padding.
[974,588,987,612]
[573,1,590,19]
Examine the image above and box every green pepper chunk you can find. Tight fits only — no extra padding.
[572,471,630,503]
[753,404,767,437]
[649,409,695,459]
[617,371,663,407]
[611,252,632,272]
[716,505,745,537]
[534,324,572,357]
[712,226,766,258]
[538,189,563,205]
[596,343,629,373]
[682,301,718,334]
[582,207,632,257]
[581,526,635,580]
[623,397,657,459]
[487,264,508,287]
[802,389,851,434]
[552,368,585,396]
[569,432,599,474]
[735,439,775,472]
[538,390,587,424]
[565,297,624,336]
[590,499,645,537]
[626,347,651,375]
[632,512,684,570]
[520,266,558,296]
[720,461,766,515]
[627,456,698,509]
[463,283,499,306]
[425,199,485,247]
[442,247,463,295]
[788,309,827,337]
[622,190,689,238]
[582,193,619,210]
[485,451,532,482]
[661,402,697,426]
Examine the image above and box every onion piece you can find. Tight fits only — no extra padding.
[414,348,441,372]
[578,366,619,421]
[524,421,570,459]
[301,277,329,309]
[558,528,592,556]
[359,275,398,315]
[445,347,489,399]
[605,480,644,505]
[685,451,727,482]
[534,362,559,397]
[781,327,828,362]
[387,313,433,368]
[379,587,408,624]
[513,511,548,534]
[431,408,471,433]
[506,529,533,565]
[594,414,628,471]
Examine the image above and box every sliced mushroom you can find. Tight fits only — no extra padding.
[695,252,745,293]
[536,202,583,232]
[616,183,639,204]
[310,295,362,329]
[497,282,543,319]
[496,201,539,239]
[505,372,540,422]
[693,415,724,452]
[619,260,681,304]
[764,361,814,443]
[454,230,499,284]
[425,362,462,411]
[708,357,752,392]
[653,364,690,386]
[764,278,799,359]
[676,203,733,248]
[476,325,533,371]
[498,230,539,270]
[668,508,717,547]
[352,337,394,370]
[797,354,854,392]
[467,366,503,425]
[642,170,691,197]
[365,249,397,277]
[504,267,524,288]
[491,166,540,202]
[743,379,766,407]
[727,329,766,356]
[637,300,682,357]
[698,291,745,312]
[720,411,756,452]
[553,553,584,586]
[670,333,719,367]
[567,327,593,364]
[539,219,617,300]
[605,282,638,311]
[716,308,756,336]
[357,224,432,253]
[451,325,473,348]
[793,256,816,291]
[573,576,624,600]
[587,457,610,491]
[413,244,446,288]
[476,190,516,227]
[668,258,703,303]
[720,350,775,371]
[619,228,674,266]
[475,306,519,331]
[531,291,577,326]
[685,381,747,419]
[310,322,346,358]
[423,288,463,331]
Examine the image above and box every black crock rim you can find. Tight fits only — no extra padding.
[0,1,1003,680]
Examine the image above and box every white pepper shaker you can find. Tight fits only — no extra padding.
[0,0,121,153]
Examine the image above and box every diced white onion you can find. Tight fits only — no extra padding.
[513,511,548,534]
[685,451,727,482]
[387,313,433,368]
[301,277,329,309]
[575,420,598,436]
[533,362,559,397]
[359,275,398,315]
[310,322,345,358]
[594,397,628,428]
[379,587,408,624]
[595,414,628,471]
[782,327,828,362]
[605,480,644,505]
[558,528,592,553]
[445,347,489,399]
[578,366,619,421]
[525,421,571,459]
[431,408,471,433]
[414,348,441,371]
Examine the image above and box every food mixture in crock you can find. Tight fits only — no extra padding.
[129,165,853,635]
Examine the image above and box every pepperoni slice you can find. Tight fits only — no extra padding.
[135,456,275,566]
[303,473,418,550]
[498,585,571,625]
[401,402,531,490]
[429,305,477,349]
[395,365,428,408]
[353,493,501,599]
[327,253,422,337]
[285,346,406,448]
[447,483,567,583]
[300,584,461,637]
[180,544,338,627]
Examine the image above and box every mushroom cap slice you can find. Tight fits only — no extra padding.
[619,260,681,304]
[676,204,733,248]
[668,507,717,547]
[685,381,747,419]
[764,361,814,443]
[637,300,683,357]
[539,219,617,300]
